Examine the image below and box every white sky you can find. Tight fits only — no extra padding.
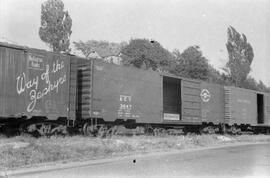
[0,0,269,85]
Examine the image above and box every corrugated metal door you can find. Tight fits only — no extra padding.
[181,79,201,123]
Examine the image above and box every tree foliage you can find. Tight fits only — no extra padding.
[257,80,270,92]
[240,77,270,93]
[172,46,209,80]
[120,39,174,71]
[207,65,227,84]
[39,0,72,52]
[225,26,254,86]
[241,77,259,91]
[74,40,127,58]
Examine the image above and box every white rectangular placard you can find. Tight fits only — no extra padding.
[164,113,180,120]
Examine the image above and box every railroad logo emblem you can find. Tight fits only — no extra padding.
[200,89,211,102]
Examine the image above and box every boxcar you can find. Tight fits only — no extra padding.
[76,58,202,135]
[0,42,77,134]
[1,42,270,135]
[224,86,270,132]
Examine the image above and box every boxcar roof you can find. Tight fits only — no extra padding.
[1,41,268,95]
[0,41,70,57]
[225,85,270,95]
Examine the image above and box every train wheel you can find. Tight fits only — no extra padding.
[266,128,270,135]
[82,123,95,136]
[154,128,167,136]
[20,122,67,137]
[200,126,215,134]
[105,127,113,138]
[39,123,52,136]
[107,126,118,136]
[221,124,227,134]
[145,128,154,136]
[208,126,216,134]
[231,126,237,135]
[230,125,240,135]
[97,125,107,138]
[144,124,154,136]
[2,126,18,137]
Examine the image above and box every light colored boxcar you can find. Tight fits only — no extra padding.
[224,86,258,126]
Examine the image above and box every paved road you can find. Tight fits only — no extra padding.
[11,143,270,178]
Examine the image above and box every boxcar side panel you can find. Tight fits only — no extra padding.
[91,60,162,124]
[200,82,225,124]
[0,45,70,120]
[224,86,256,125]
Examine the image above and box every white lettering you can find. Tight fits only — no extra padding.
[16,73,38,94]
[16,60,67,112]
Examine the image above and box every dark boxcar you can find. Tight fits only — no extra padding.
[0,43,75,121]
[88,59,163,124]
[77,59,202,125]
[224,86,257,126]
[200,81,224,124]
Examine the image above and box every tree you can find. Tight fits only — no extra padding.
[225,26,254,87]
[39,0,72,52]
[241,77,259,91]
[120,39,174,71]
[172,46,209,80]
[257,80,269,92]
[207,65,225,84]
[74,40,127,58]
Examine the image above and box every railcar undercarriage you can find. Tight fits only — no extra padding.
[1,117,270,137]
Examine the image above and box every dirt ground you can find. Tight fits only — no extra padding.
[0,134,270,170]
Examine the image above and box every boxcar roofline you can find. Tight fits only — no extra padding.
[226,85,270,95]
[1,41,269,97]
[0,42,72,57]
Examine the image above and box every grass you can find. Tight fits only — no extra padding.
[0,134,269,170]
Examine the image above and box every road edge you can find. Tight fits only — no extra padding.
[1,141,269,177]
